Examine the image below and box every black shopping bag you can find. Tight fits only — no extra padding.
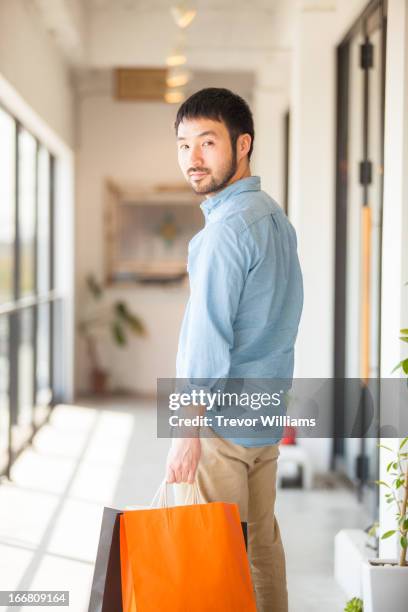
[88,507,123,612]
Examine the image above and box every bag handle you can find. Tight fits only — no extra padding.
[150,478,205,508]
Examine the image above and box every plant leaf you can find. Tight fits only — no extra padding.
[375,480,391,488]
[400,437,408,450]
[392,361,405,374]
[402,518,408,531]
[400,535,408,549]
[367,523,379,537]
[344,597,363,612]
[392,357,408,374]
[114,302,127,317]
[381,530,396,539]
[377,444,394,452]
[111,321,126,346]
[114,302,145,335]
[125,314,145,335]
[86,274,103,299]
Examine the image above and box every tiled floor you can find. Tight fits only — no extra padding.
[0,399,370,611]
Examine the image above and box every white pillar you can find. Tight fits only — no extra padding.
[289,7,337,379]
[252,56,289,206]
[379,0,408,559]
[289,0,372,380]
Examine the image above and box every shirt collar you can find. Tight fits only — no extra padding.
[199,175,261,221]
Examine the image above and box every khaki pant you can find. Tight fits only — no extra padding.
[173,428,288,612]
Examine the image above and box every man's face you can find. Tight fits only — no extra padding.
[176,117,237,196]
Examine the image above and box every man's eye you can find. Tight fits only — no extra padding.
[180,144,189,150]
[203,141,213,147]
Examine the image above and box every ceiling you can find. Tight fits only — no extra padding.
[33,0,297,74]
[85,0,283,12]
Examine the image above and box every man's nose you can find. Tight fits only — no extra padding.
[189,146,203,167]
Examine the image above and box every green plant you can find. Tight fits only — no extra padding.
[392,326,408,375]
[77,273,146,376]
[344,597,363,612]
[375,325,408,566]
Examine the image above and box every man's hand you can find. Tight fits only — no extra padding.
[166,437,201,484]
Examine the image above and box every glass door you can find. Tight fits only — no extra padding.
[334,1,386,516]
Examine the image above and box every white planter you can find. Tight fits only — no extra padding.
[362,559,408,612]
[334,529,371,598]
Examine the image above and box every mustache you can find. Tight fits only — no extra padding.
[188,168,210,175]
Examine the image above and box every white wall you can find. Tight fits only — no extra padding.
[0,0,75,148]
[75,88,191,395]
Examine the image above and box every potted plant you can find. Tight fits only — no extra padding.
[362,325,408,612]
[77,274,146,394]
[344,597,363,612]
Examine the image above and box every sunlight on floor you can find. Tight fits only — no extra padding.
[0,402,139,611]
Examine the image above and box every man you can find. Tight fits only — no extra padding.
[165,88,303,612]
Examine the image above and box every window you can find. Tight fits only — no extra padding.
[0,106,59,477]
[0,107,15,303]
[18,128,37,298]
[37,146,51,295]
[36,147,53,415]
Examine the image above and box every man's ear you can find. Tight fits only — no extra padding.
[237,133,252,161]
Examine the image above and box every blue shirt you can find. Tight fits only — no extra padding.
[176,176,303,446]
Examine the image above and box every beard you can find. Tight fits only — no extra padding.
[188,147,237,195]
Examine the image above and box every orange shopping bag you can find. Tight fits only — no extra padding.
[120,515,137,612]
[120,479,257,611]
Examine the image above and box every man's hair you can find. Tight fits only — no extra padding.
[174,87,255,161]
